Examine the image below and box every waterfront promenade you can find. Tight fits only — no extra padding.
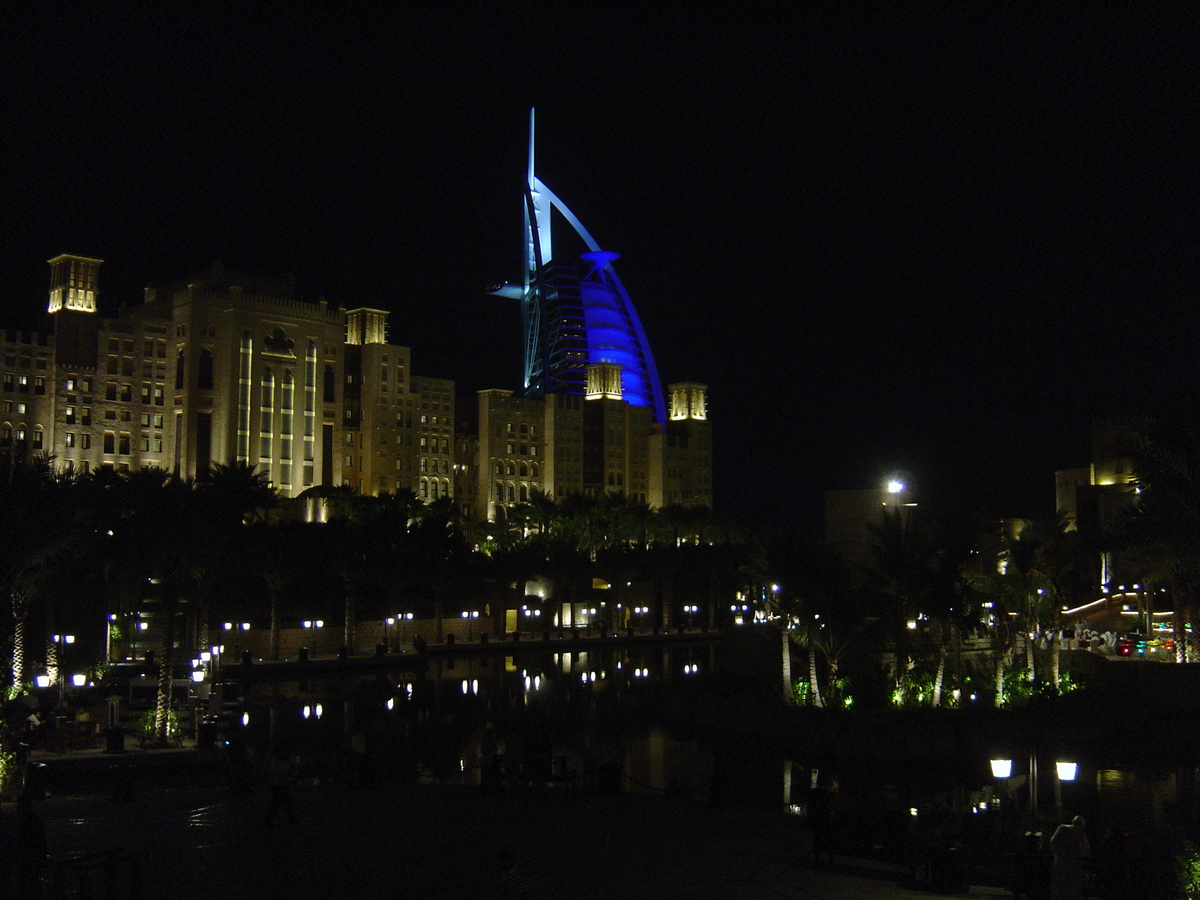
[8,744,1012,900]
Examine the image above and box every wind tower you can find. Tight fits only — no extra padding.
[48,253,103,369]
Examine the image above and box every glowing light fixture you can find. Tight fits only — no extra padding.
[990,758,1013,778]
[1056,761,1077,782]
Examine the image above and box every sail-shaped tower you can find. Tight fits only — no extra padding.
[493,110,667,426]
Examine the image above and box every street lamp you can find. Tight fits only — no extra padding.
[51,634,76,709]
[461,610,480,641]
[302,620,324,657]
[1055,760,1078,816]
[682,605,699,629]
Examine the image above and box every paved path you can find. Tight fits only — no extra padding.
[8,781,1014,899]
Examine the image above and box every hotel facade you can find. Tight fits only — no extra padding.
[6,120,710,521]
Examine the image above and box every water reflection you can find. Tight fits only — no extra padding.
[231,641,722,800]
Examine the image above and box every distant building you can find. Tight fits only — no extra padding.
[481,110,711,521]
[824,483,915,569]
[10,256,458,506]
[5,120,710,524]
[1055,417,1147,588]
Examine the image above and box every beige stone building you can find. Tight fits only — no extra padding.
[9,253,711,526]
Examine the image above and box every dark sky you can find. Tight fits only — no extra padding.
[3,6,1197,529]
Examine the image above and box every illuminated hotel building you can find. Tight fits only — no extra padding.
[482,111,710,521]
[4,257,451,504]
[7,117,710,521]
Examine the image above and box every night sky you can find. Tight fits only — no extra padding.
[3,6,1197,530]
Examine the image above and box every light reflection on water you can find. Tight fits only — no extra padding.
[233,641,723,801]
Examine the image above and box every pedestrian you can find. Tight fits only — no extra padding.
[496,847,529,900]
[1050,815,1089,900]
[24,710,43,747]
[263,748,297,826]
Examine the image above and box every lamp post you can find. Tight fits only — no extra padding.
[302,620,324,657]
[51,634,76,710]
[1055,760,1077,817]
[461,610,479,641]
[683,605,699,630]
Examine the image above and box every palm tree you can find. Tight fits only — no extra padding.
[921,513,984,707]
[527,487,559,536]
[104,468,205,744]
[1121,419,1200,662]
[766,535,869,708]
[969,529,1027,705]
[865,506,938,700]
[244,522,304,660]
[0,446,87,688]
[203,461,277,526]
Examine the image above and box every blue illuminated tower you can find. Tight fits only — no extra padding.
[494,110,667,425]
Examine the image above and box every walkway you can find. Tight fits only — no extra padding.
[9,770,1013,899]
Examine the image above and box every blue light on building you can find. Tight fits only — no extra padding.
[494,110,667,426]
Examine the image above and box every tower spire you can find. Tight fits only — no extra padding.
[527,107,536,187]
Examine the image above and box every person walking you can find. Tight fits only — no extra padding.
[1050,815,1090,900]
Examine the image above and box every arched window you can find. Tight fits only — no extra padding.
[495,481,503,501]
[519,484,528,503]
[32,427,43,449]
[506,483,515,503]
[323,364,336,402]
[441,479,450,497]
[531,462,539,478]
[174,350,185,389]
[506,463,514,477]
[261,368,274,408]
[518,462,528,477]
[198,349,213,389]
[495,461,503,476]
